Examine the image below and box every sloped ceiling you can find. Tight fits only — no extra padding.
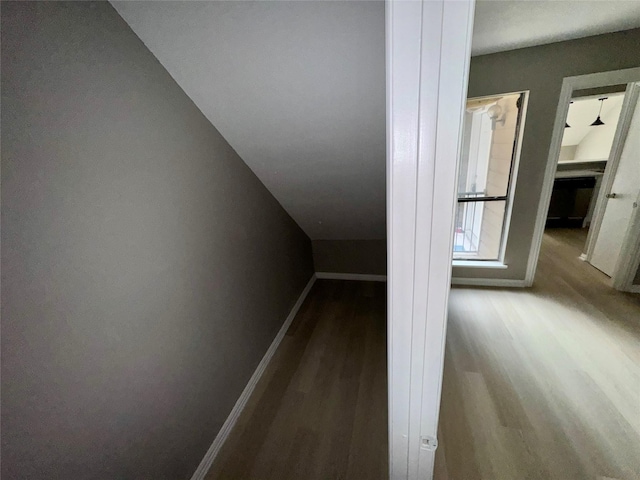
[113,0,640,240]
[562,94,625,147]
[113,1,386,240]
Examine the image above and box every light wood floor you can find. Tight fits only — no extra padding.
[207,280,387,480]
[436,228,640,480]
[208,229,639,480]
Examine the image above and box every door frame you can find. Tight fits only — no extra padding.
[583,82,639,268]
[611,84,640,293]
[612,190,640,293]
[524,67,640,287]
[386,0,475,479]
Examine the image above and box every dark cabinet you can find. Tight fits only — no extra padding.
[546,176,597,228]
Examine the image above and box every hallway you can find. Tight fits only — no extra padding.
[436,228,640,479]
[207,280,387,480]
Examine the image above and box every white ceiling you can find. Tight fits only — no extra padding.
[113,1,385,240]
[113,0,639,240]
[561,94,625,146]
[473,0,640,56]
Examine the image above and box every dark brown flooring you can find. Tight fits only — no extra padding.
[206,279,388,480]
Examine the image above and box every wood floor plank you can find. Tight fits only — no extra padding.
[208,228,638,480]
[207,280,388,480]
[436,228,640,480]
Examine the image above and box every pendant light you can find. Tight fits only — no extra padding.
[590,97,607,126]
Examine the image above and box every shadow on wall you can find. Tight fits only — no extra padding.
[312,239,387,275]
[1,2,313,479]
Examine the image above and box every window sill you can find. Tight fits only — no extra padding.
[452,260,508,269]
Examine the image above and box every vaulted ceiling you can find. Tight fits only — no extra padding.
[562,94,625,147]
[113,0,640,240]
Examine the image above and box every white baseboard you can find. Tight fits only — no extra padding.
[189,274,316,480]
[315,272,387,282]
[451,277,527,288]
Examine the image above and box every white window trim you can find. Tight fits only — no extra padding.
[498,91,528,263]
[452,260,508,269]
[452,91,529,264]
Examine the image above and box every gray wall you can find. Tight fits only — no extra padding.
[454,28,640,281]
[1,2,313,479]
[313,240,386,275]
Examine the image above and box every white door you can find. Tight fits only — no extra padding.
[590,89,640,277]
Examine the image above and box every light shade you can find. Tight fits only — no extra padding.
[590,97,607,126]
[487,104,503,120]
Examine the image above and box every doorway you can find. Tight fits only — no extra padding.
[587,84,640,286]
[528,69,640,291]
[549,90,625,230]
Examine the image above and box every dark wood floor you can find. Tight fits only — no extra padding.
[207,279,388,480]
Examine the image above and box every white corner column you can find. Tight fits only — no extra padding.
[386,0,475,479]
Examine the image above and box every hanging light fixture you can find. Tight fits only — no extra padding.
[590,97,607,126]
[565,101,573,128]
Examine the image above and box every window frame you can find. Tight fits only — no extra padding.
[453,90,529,263]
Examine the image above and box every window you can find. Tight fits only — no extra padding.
[453,92,527,261]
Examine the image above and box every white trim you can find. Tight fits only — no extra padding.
[452,90,528,268]
[614,225,640,292]
[612,167,640,292]
[498,91,529,264]
[451,277,526,288]
[452,260,507,269]
[583,83,640,263]
[315,272,387,282]
[189,274,316,480]
[387,1,475,479]
[525,67,640,287]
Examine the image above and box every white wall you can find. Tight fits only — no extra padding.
[574,100,624,160]
[559,145,577,161]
